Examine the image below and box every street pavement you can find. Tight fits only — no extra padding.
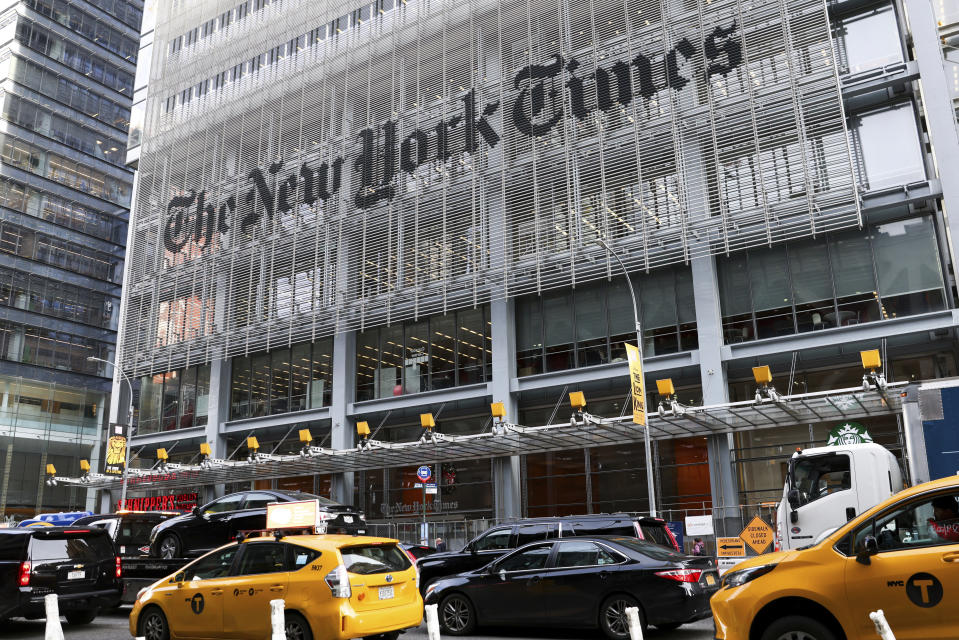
[0,607,716,640]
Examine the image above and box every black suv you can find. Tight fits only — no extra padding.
[417,514,679,592]
[149,490,366,559]
[0,526,121,624]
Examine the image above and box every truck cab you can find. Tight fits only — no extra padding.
[776,443,903,551]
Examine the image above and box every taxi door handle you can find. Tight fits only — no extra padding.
[210,590,224,596]
[942,551,959,563]
[270,585,285,592]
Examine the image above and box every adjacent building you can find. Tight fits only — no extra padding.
[0,0,142,517]
[116,0,959,536]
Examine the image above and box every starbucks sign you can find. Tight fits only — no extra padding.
[827,422,874,446]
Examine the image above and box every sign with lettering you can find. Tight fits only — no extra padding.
[104,435,126,476]
[117,492,198,512]
[717,537,746,557]
[740,516,774,554]
[625,343,647,426]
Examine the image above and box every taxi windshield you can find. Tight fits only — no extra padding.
[341,544,411,575]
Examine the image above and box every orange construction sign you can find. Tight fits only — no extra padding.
[739,516,774,554]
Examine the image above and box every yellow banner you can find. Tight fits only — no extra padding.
[625,343,646,425]
[104,435,127,475]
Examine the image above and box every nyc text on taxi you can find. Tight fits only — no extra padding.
[711,476,959,640]
[130,534,422,640]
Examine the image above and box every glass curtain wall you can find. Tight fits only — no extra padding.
[356,306,491,401]
[137,364,210,433]
[230,338,333,419]
[719,216,945,342]
[516,266,696,376]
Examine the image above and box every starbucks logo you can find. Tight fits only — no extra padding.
[827,422,873,446]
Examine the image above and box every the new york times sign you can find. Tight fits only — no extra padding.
[163,23,742,255]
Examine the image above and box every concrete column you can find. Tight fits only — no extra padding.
[204,358,230,501]
[489,299,521,520]
[330,331,356,505]
[903,0,959,269]
[691,255,741,536]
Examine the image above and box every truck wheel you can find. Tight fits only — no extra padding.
[138,606,170,640]
[158,533,181,559]
[65,609,97,625]
[760,615,836,640]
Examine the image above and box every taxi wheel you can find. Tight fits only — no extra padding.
[760,615,836,640]
[158,533,181,560]
[138,606,170,640]
[599,594,644,640]
[439,593,476,635]
[284,612,313,640]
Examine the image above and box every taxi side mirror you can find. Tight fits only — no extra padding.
[856,535,879,565]
[174,572,185,585]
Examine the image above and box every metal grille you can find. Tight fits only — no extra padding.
[124,0,859,376]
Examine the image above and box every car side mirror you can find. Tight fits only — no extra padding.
[787,489,801,510]
[469,545,477,555]
[856,535,879,565]
[173,572,185,586]
[192,506,202,517]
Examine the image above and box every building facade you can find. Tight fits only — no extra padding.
[117,0,959,534]
[0,0,142,517]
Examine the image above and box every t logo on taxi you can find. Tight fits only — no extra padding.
[190,593,204,615]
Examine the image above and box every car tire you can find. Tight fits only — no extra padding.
[157,533,181,560]
[65,609,97,625]
[284,611,313,640]
[599,594,644,640]
[439,593,477,636]
[760,615,837,640]
[138,606,170,640]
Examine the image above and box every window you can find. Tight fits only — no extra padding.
[185,547,238,580]
[340,544,411,574]
[791,453,851,508]
[570,519,636,537]
[28,534,112,562]
[553,541,621,568]
[242,492,277,510]
[856,104,925,191]
[203,493,246,514]
[289,546,321,570]
[472,528,511,552]
[849,493,959,554]
[835,4,903,75]
[236,543,288,575]
[497,544,552,572]
[516,524,554,547]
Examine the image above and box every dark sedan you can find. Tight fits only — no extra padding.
[424,536,719,640]
[148,490,365,558]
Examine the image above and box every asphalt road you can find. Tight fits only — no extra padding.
[0,607,716,640]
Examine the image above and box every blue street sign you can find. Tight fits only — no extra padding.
[416,465,432,482]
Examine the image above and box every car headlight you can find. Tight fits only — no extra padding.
[136,587,148,603]
[722,564,777,589]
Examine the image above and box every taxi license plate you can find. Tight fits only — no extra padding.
[67,570,84,580]
[705,574,717,586]
[378,586,394,600]
[343,515,354,523]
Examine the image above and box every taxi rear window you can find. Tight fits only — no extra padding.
[340,544,411,575]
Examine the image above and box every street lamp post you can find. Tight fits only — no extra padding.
[592,238,657,518]
[88,356,135,510]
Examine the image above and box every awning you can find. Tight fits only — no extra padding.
[51,383,905,493]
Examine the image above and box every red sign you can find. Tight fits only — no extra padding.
[117,492,198,512]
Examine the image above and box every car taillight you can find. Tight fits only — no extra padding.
[115,556,122,578]
[19,561,31,586]
[655,569,703,583]
[324,564,351,598]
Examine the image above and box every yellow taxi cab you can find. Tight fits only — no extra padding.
[130,534,422,640]
[711,476,959,640]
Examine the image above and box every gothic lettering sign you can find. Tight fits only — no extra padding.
[163,30,744,255]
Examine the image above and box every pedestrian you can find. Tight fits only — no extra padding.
[435,537,447,552]
[691,537,705,556]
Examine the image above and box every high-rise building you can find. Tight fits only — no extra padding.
[116,0,959,533]
[0,0,142,517]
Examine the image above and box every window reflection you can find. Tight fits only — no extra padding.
[137,365,211,434]
[229,339,333,420]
